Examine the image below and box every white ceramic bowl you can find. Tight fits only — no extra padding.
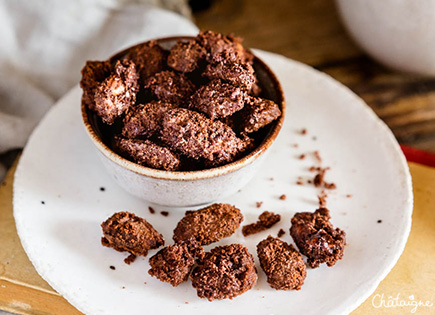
[81,37,285,207]
[336,0,435,76]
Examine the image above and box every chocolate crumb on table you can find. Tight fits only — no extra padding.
[41,201,45,205]
[257,236,306,290]
[299,154,306,160]
[346,194,353,198]
[101,211,164,261]
[190,244,257,301]
[148,238,204,287]
[313,167,336,189]
[242,211,281,236]
[148,207,155,214]
[161,211,169,217]
[256,201,263,208]
[109,265,116,270]
[377,220,382,223]
[277,229,285,238]
[290,208,346,268]
[173,203,243,245]
[301,128,307,135]
[296,180,303,185]
[279,194,286,200]
[318,190,328,207]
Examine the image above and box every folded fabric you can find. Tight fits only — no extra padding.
[0,0,198,181]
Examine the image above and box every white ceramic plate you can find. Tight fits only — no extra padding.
[13,50,413,315]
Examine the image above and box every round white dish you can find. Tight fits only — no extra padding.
[13,50,413,315]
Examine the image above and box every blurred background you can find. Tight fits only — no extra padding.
[1,0,434,181]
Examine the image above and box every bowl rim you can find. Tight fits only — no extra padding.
[81,36,285,181]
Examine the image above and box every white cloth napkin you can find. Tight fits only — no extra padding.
[0,0,198,180]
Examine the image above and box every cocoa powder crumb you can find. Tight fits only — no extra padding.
[124,253,137,265]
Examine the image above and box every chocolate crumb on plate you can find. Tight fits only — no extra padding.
[279,194,286,200]
[191,244,257,301]
[290,208,346,268]
[256,201,263,208]
[257,236,306,290]
[148,207,155,214]
[377,220,382,224]
[124,253,137,265]
[301,128,307,135]
[109,265,116,270]
[242,211,281,236]
[161,211,169,217]
[277,229,285,238]
[299,154,306,160]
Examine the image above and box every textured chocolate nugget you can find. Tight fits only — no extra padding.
[191,244,257,301]
[196,30,253,64]
[173,203,243,245]
[161,108,247,163]
[148,238,204,287]
[144,70,196,105]
[290,208,346,268]
[203,51,256,90]
[240,97,281,134]
[125,40,167,82]
[167,40,206,73]
[189,79,248,120]
[114,137,180,171]
[122,101,177,139]
[101,211,164,257]
[92,60,139,125]
[257,236,306,290]
[80,60,111,112]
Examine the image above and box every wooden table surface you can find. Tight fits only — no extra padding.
[193,0,435,152]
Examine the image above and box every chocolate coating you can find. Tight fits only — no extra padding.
[290,208,346,268]
[191,244,257,301]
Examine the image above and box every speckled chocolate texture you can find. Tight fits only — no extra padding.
[196,30,253,64]
[189,80,247,119]
[148,238,204,287]
[80,60,111,111]
[167,40,206,73]
[242,211,281,236]
[93,60,139,124]
[257,236,306,290]
[240,97,281,133]
[190,244,257,301]
[161,108,247,164]
[125,40,167,82]
[122,101,177,139]
[144,70,195,105]
[101,211,164,257]
[80,31,283,171]
[115,137,180,171]
[290,208,346,268]
[203,52,255,90]
[173,203,243,245]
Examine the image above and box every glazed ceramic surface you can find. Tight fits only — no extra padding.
[14,50,412,315]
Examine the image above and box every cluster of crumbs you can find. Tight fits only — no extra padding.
[80,31,282,171]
